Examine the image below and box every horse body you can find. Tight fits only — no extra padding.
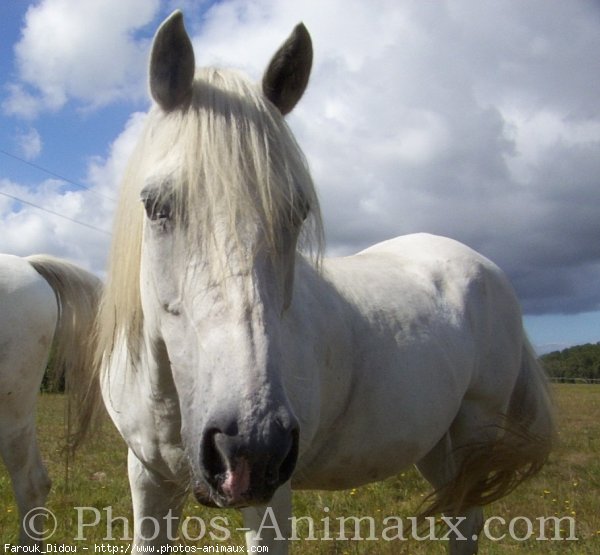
[0,255,57,544]
[0,254,101,545]
[290,233,520,489]
[98,11,554,554]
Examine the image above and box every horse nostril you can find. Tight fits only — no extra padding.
[265,466,278,486]
[198,416,299,504]
[200,427,227,483]
[277,426,299,485]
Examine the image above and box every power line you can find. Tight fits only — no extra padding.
[0,190,111,236]
[0,148,116,203]
[0,147,115,236]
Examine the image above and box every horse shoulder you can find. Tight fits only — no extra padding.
[355,234,525,399]
[325,234,519,405]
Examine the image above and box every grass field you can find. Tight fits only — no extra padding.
[1,384,599,553]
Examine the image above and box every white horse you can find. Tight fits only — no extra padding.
[97,11,555,554]
[0,254,101,545]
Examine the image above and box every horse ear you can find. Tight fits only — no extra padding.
[149,10,195,111]
[262,23,313,116]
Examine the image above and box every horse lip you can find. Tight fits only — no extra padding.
[192,478,222,508]
[192,475,274,509]
[193,488,252,510]
[192,476,251,509]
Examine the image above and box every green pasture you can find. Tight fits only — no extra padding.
[1,384,599,553]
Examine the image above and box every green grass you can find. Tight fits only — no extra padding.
[1,385,599,553]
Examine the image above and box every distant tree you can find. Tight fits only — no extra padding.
[40,342,66,393]
[540,342,600,382]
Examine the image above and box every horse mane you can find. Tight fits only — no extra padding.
[96,67,323,365]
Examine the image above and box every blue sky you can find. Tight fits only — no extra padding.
[1,0,600,354]
[0,1,155,187]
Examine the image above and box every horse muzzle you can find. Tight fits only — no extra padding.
[193,416,299,508]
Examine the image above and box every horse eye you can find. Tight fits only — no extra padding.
[146,198,172,221]
[141,188,173,222]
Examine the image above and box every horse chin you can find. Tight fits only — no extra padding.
[192,478,274,509]
[192,480,222,508]
[192,479,248,509]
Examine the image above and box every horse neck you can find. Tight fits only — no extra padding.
[286,255,356,360]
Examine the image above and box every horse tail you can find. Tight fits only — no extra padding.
[421,337,556,518]
[26,255,103,451]
[506,337,556,459]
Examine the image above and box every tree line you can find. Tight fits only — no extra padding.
[41,341,600,393]
[540,342,600,383]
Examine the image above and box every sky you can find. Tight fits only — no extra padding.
[1,0,600,354]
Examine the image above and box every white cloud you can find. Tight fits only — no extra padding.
[2,84,43,120]
[0,178,109,272]
[0,110,146,274]
[2,0,600,318]
[16,127,42,160]
[184,0,600,314]
[86,111,148,200]
[3,0,161,117]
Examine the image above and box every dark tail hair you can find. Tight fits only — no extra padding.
[421,338,555,517]
[27,255,103,451]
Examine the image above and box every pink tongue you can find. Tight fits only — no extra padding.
[221,459,251,501]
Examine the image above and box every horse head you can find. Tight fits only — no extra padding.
[136,11,319,508]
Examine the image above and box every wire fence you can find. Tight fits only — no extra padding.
[548,377,600,384]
